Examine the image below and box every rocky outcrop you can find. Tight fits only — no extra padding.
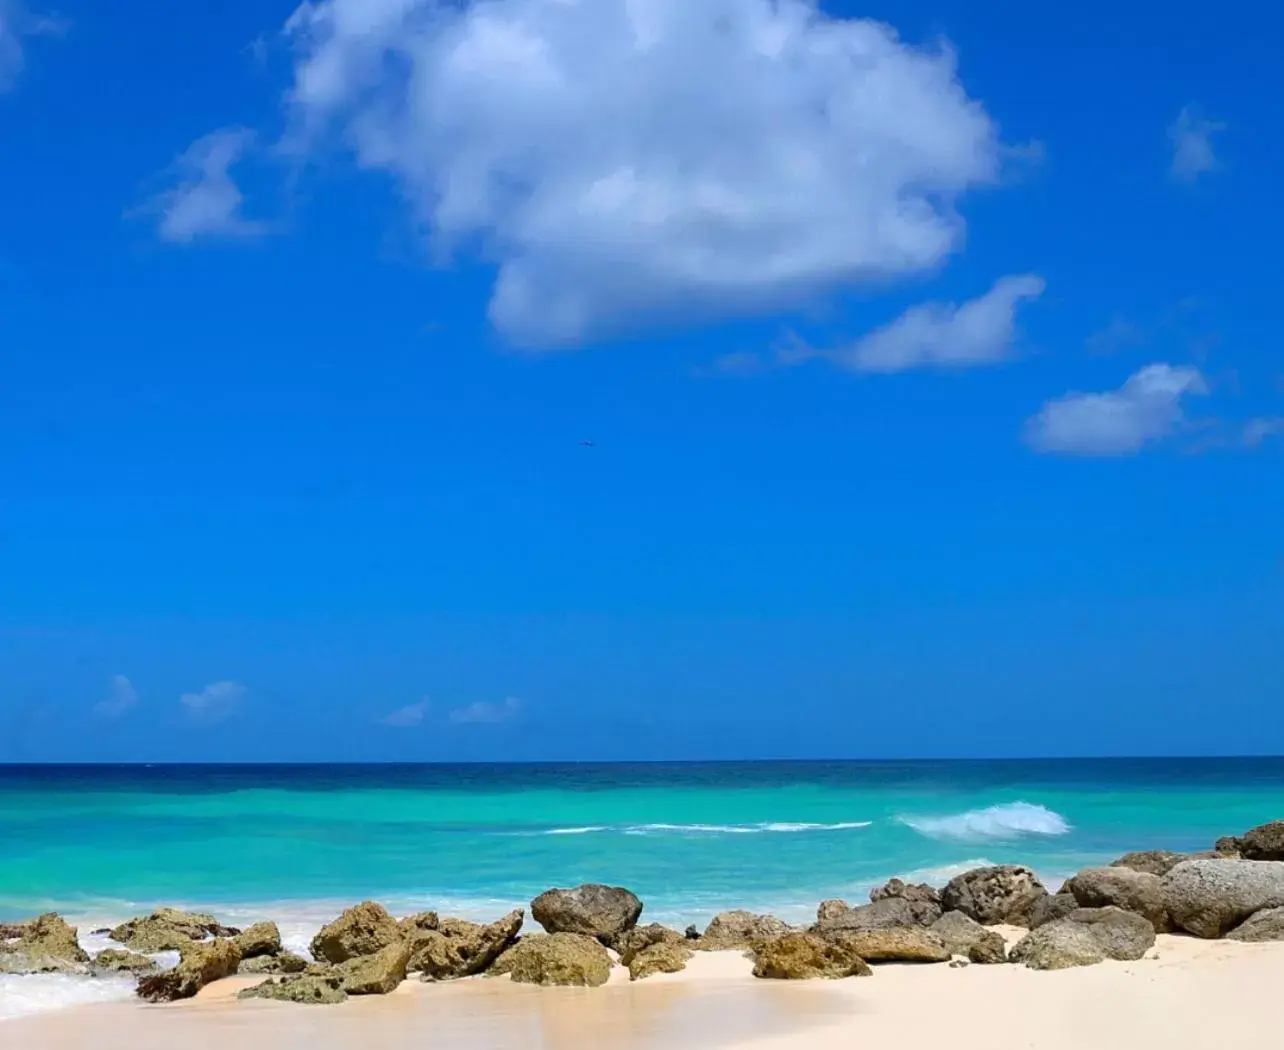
[309,902,401,964]
[816,900,850,924]
[137,939,241,1002]
[1163,859,1284,938]
[615,924,685,967]
[92,949,158,976]
[506,932,613,987]
[239,951,309,975]
[0,913,91,975]
[333,940,411,995]
[751,932,871,980]
[1067,907,1155,960]
[700,910,794,950]
[399,912,440,935]
[929,911,1007,963]
[814,898,922,934]
[407,910,523,979]
[530,885,642,946]
[1110,851,1187,877]
[823,927,950,963]
[1009,921,1106,970]
[1064,867,1169,931]
[1226,906,1284,942]
[239,974,347,1005]
[868,879,944,925]
[1216,836,1244,856]
[110,908,237,953]
[1240,821,1284,861]
[627,941,692,980]
[233,922,282,960]
[1028,893,1081,930]
[942,865,1047,927]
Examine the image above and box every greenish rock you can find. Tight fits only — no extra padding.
[239,974,347,1005]
[1110,851,1187,877]
[0,914,91,975]
[506,932,613,987]
[137,939,241,1002]
[408,909,523,980]
[309,901,401,964]
[334,940,411,995]
[700,910,794,950]
[92,949,158,976]
[751,932,872,980]
[233,922,282,960]
[110,908,237,952]
[822,926,950,963]
[615,923,685,967]
[239,951,309,975]
[627,941,692,980]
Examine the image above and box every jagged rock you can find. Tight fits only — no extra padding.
[700,910,794,949]
[1009,921,1106,970]
[751,932,872,980]
[1110,851,1187,877]
[683,925,700,940]
[1067,907,1155,960]
[1065,868,1169,931]
[615,923,685,967]
[239,951,309,975]
[407,909,523,979]
[92,949,158,975]
[1227,906,1284,942]
[868,879,944,925]
[334,940,410,995]
[398,912,439,935]
[941,865,1048,926]
[1163,859,1284,938]
[1241,821,1284,861]
[110,908,236,953]
[1028,893,1081,930]
[816,897,922,933]
[0,913,91,975]
[506,932,612,987]
[1216,836,1244,856]
[930,911,1007,963]
[485,935,545,977]
[816,900,850,924]
[137,939,241,1002]
[824,926,950,963]
[0,922,28,940]
[628,941,692,980]
[530,885,642,946]
[239,974,347,1005]
[309,902,401,964]
[233,922,282,960]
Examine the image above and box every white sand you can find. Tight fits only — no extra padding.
[5,938,1281,1049]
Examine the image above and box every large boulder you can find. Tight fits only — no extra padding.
[941,866,1048,926]
[240,951,309,975]
[530,885,642,946]
[751,932,872,980]
[334,940,411,995]
[0,913,91,975]
[823,927,950,963]
[1215,836,1244,856]
[700,910,794,950]
[309,901,401,964]
[628,941,692,980]
[92,949,158,976]
[815,898,921,934]
[1064,868,1169,931]
[407,909,523,979]
[1009,921,1106,971]
[1163,859,1284,938]
[868,879,944,925]
[137,938,241,1002]
[930,911,1007,964]
[506,932,612,987]
[1067,907,1155,960]
[1226,906,1284,942]
[1028,893,1081,930]
[233,922,282,960]
[615,924,685,967]
[239,974,347,1005]
[1240,821,1284,861]
[1110,851,1187,877]
[110,908,237,953]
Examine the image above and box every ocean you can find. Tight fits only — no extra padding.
[3,758,1284,1019]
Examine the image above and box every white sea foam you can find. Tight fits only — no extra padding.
[543,825,610,835]
[900,802,1070,841]
[617,821,872,837]
[0,974,135,1022]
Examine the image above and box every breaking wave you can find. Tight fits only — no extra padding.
[899,802,1070,841]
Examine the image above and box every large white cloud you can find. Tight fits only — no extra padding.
[282,0,1004,346]
[1025,363,1209,456]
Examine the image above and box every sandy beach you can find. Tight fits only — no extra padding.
[6,935,1279,1050]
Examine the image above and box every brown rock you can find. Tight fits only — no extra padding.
[628,941,692,980]
[816,900,850,924]
[233,922,282,960]
[823,926,950,963]
[530,885,642,946]
[110,908,237,953]
[1110,851,1187,877]
[506,932,613,987]
[1241,821,1284,861]
[309,902,401,964]
[1028,893,1081,930]
[941,865,1048,926]
[407,909,523,979]
[239,951,309,975]
[91,949,158,976]
[816,897,923,933]
[137,939,241,1002]
[751,932,872,980]
[398,911,439,935]
[700,910,794,949]
[1216,836,1244,856]
[868,879,944,925]
[615,923,685,967]
[334,940,411,995]
[1067,906,1155,960]
[1009,921,1106,970]
[1064,867,1169,931]
[930,911,1007,964]
[0,913,91,975]
[1227,906,1284,942]
[239,974,347,1005]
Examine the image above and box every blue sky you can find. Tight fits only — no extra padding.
[1,0,1281,762]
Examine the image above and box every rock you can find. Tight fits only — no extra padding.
[0,914,91,975]
[407,909,523,979]
[1065,868,1169,931]
[239,974,347,1005]
[1163,859,1284,938]
[1068,907,1155,960]
[683,925,700,940]
[398,911,439,934]
[485,935,545,978]
[1009,921,1106,970]
[1241,821,1284,861]
[233,922,282,960]
[137,939,241,1002]
[239,951,309,975]
[0,922,29,941]
[1028,894,1081,930]
[700,910,794,950]
[930,911,1007,964]
[110,908,236,953]
[530,885,642,946]
[823,927,950,963]
[941,865,1048,926]
[816,897,922,933]
[1216,836,1244,856]
[92,949,158,976]
[869,879,944,925]
[309,902,401,964]
[506,932,613,987]
[751,933,872,980]
[615,923,685,967]
[1227,906,1284,942]
[949,958,969,968]
[628,941,692,980]
[1110,851,1187,877]
[816,900,850,924]
[334,940,410,995]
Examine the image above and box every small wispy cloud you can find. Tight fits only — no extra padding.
[0,2,65,91]
[1169,107,1224,184]
[141,127,264,244]
[449,697,521,725]
[179,680,245,722]
[1244,417,1284,448]
[379,698,430,728]
[93,674,138,719]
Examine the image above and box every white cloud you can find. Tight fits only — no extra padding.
[379,698,430,727]
[828,273,1044,372]
[449,697,521,725]
[0,1,63,90]
[1025,363,1209,456]
[146,128,264,243]
[179,680,246,722]
[94,674,138,719]
[281,0,1004,346]
[1244,417,1284,448]
[1169,107,1224,184]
